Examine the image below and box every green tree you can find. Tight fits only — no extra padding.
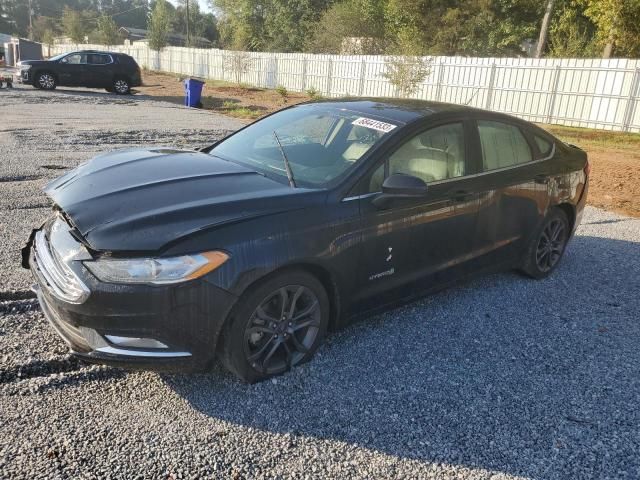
[382,0,544,56]
[213,0,329,51]
[31,16,59,44]
[262,0,328,52]
[148,0,173,51]
[109,0,149,30]
[0,0,15,34]
[201,13,219,45]
[547,1,597,57]
[580,0,640,57]
[213,0,267,50]
[173,0,208,46]
[62,7,88,43]
[308,0,387,53]
[96,15,120,45]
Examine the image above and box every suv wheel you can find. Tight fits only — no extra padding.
[113,78,130,95]
[219,270,329,383]
[35,72,56,90]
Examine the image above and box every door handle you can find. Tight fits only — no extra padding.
[534,174,550,184]
[450,190,474,202]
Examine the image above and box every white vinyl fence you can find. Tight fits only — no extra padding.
[51,44,640,133]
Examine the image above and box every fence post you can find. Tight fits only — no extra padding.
[301,58,308,91]
[326,58,333,97]
[547,65,562,124]
[358,58,366,96]
[485,63,497,109]
[274,55,279,87]
[622,68,640,132]
[435,61,446,102]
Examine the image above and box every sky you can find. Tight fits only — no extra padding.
[167,0,213,14]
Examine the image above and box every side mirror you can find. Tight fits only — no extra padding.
[372,173,428,209]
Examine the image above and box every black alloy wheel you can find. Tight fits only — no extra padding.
[536,217,567,272]
[245,285,321,375]
[522,208,570,279]
[219,271,329,383]
[113,78,130,95]
[35,72,56,90]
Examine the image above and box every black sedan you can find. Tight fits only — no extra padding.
[18,50,142,94]
[23,99,589,382]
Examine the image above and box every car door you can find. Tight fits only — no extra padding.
[352,120,480,302]
[57,53,87,86]
[469,118,553,266]
[85,53,114,87]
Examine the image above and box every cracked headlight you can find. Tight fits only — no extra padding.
[84,251,229,284]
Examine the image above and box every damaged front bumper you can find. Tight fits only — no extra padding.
[23,221,238,372]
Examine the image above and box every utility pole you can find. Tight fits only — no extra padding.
[535,0,555,58]
[186,0,190,47]
[28,0,34,39]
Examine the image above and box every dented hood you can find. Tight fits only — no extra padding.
[45,148,316,252]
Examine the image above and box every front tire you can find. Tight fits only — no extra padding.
[219,270,329,383]
[521,208,570,279]
[35,72,56,90]
[112,77,130,95]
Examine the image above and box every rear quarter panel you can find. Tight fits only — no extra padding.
[549,141,588,234]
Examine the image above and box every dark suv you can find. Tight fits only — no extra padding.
[18,50,142,94]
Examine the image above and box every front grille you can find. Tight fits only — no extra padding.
[32,228,90,304]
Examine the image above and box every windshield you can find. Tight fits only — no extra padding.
[210,105,398,188]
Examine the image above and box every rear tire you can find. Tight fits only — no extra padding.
[219,270,329,383]
[112,77,130,95]
[521,208,570,279]
[34,72,56,90]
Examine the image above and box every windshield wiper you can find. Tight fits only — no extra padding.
[272,131,296,188]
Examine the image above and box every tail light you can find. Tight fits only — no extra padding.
[583,158,591,176]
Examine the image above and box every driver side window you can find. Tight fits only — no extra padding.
[62,54,86,64]
[368,122,466,192]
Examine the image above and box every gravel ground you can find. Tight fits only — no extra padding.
[1,85,639,479]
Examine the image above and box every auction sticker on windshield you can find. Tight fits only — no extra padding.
[352,117,398,133]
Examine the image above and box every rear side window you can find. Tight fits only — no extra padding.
[88,54,111,65]
[478,120,532,171]
[118,55,138,67]
[534,134,553,157]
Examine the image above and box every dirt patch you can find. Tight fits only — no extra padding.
[582,148,640,217]
[138,71,640,218]
[542,125,640,218]
[137,70,310,120]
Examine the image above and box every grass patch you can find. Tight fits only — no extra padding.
[539,124,640,151]
[219,101,263,119]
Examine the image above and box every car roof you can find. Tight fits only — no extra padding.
[72,50,126,56]
[301,98,520,125]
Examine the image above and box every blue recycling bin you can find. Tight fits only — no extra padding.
[184,78,205,108]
